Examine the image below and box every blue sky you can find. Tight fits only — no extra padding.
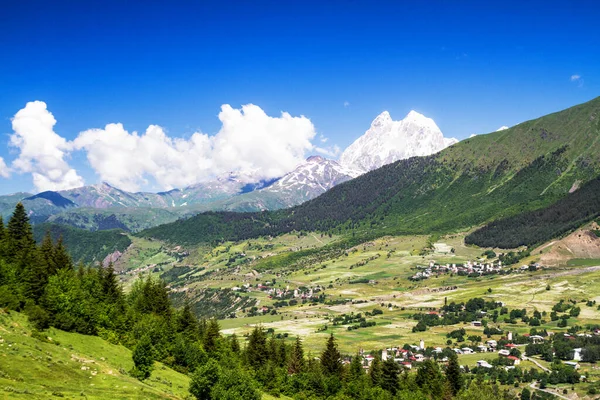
[1,0,599,194]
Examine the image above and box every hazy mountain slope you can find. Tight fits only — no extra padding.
[339,110,457,173]
[139,96,600,246]
[210,156,359,211]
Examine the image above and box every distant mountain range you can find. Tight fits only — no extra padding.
[140,96,600,246]
[0,110,459,231]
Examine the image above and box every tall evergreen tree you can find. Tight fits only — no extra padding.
[229,333,240,354]
[102,262,121,301]
[6,202,35,266]
[288,336,305,374]
[53,236,73,270]
[320,334,342,377]
[445,352,463,395]
[246,326,268,369]
[177,300,199,339]
[369,354,383,387]
[348,352,364,382]
[203,318,221,354]
[40,231,57,275]
[381,357,400,394]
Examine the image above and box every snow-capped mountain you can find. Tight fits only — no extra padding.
[339,110,458,173]
[213,156,360,211]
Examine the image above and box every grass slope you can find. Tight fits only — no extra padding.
[140,96,600,246]
[0,311,190,399]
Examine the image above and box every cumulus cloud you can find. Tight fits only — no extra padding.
[0,158,10,178]
[73,104,319,191]
[314,145,341,158]
[496,126,509,131]
[10,101,84,192]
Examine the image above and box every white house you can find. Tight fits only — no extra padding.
[477,345,488,352]
[461,347,474,354]
[573,348,583,362]
[477,360,493,368]
[498,349,510,356]
[487,340,497,348]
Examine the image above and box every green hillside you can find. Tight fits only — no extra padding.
[140,96,600,245]
[33,223,132,264]
[0,311,190,399]
[466,176,600,248]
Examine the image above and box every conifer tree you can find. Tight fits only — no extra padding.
[203,318,221,354]
[53,236,73,270]
[177,300,199,339]
[246,326,268,369]
[102,262,121,301]
[369,354,383,387]
[348,352,364,382]
[229,333,240,354]
[445,352,463,395]
[6,203,35,265]
[276,338,287,367]
[288,336,305,374]
[381,357,400,394]
[40,231,57,275]
[320,333,342,377]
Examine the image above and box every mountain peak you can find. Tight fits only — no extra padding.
[340,109,457,173]
[371,111,392,127]
[306,155,325,163]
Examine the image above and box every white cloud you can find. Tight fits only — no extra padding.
[469,134,478,138]
[10,101,84,192]
[570,74,584,87]
[343,101,350,108]
[314,145,341,158]
[496,126,509,131]
[73,104,319,191]
[0,158,10,178]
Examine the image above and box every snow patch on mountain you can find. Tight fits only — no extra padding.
[339,110,458,173]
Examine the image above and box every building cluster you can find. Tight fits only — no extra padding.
[232,282,323,300]
[410,260,504,281]
[353,330,590,371]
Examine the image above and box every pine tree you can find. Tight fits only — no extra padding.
[320,333,342,377]
[381,357,400,394]
[203,318,221,354]
[276,338,287,367]
[0,216,6,257]
[6,203,35,265]
[102,262,121,301]
[445,352,463,395]
[246,325,268,369]
[369,354,383,387]
[288,336,305,374]
[53,236,73,270]
[349,352,364,382]
[230,333,240,354]
[40,231,56,275]
[177,300,199,339]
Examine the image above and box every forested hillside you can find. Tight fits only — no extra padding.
[465,176,600,248]
[32,223,131,263]
[140,96,600,246]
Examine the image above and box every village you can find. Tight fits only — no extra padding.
[410,260,509,281]
[352,328,600,372]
